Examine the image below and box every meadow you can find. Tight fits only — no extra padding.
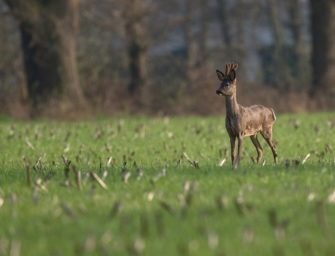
[0,113,335,256]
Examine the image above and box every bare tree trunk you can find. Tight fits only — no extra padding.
[183,0,196,84]
[288,0,305,84]
[4,0,85,107]
[266,0,291,87]
[234,0,247,76]
[310,0,335,104]
[123,0,148,95]
[198,0,209,64]
[216,0,232,48]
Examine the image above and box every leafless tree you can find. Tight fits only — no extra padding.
[198,0,209,64]
[183,0,196,84]
[266,0,291,87]
[4,0,86,107]
[287,0,305,83]
[310,0,335,105]
[123,0,149,95]
[216,0,232,48]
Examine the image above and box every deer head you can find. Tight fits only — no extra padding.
[216,63,238,96]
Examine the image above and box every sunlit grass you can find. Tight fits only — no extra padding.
[0,113,335,255]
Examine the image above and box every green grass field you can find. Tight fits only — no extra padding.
[0,113,335,256]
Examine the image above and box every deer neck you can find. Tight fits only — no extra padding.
[225,93,239,116]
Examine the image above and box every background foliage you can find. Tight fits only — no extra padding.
[0,0,334,117]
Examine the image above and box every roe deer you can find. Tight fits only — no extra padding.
[216,63,278,168]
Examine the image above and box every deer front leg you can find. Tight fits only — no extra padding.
[229,136,236,165]
[233,135,243,169]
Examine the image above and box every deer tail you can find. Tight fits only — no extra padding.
[271,108,276,121]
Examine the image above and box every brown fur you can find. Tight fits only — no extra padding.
[216,63,278,168]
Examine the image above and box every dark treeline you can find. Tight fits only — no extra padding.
[0,0,334,118]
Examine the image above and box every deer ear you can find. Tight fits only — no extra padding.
[216,70,225,81]
[229,70,236,81]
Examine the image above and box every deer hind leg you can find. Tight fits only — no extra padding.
[229,136,236,165]
[261,127,278,163]
[233,135,243,169]
[250,135,263,164]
